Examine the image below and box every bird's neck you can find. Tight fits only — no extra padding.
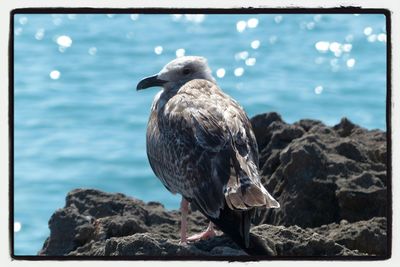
[152,88,178,113]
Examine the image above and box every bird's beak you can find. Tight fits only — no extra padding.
[136,74,167,91]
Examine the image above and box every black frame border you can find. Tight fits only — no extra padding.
[9,7,392,262]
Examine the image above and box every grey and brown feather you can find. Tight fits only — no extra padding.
[146,78,280,219]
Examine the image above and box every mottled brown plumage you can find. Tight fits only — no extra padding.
[137,56,279,255]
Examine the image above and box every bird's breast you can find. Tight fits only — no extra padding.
[146,103,191,189]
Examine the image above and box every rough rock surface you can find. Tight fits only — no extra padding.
[39,113,388,258]
[251,113,387,228]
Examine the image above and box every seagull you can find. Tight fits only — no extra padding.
[137,56,279,255]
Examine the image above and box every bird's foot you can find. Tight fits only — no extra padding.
[179,240,188,246]
[186,228,216,242]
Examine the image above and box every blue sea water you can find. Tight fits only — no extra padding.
[13,13,387,255]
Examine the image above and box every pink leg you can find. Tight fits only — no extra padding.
[187,221,216,242]
[179,198,189,244]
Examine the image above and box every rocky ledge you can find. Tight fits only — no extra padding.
[39,112,388,258]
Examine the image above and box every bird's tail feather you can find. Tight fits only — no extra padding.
[204,203,275,256]
[225,147,280,210]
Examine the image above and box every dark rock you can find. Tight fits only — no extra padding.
[250,112,284,150]
[101,234,196,256]
[335,140,366,162]
[104,216,147,238]
[251,113,387,227]
[333,117,357,137]
[41,188,384,257]
[39,206,93,255]
[40,189,211,256]
[336,188,387,222]
[294,119,324,132]
[312,217,387,255]
[252,224,359,256]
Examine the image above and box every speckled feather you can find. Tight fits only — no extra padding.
[146,79,279,219]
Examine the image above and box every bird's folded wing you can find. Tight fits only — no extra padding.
[164,79,270,217]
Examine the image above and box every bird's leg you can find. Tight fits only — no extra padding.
[187,221,216,242]
[179,197,189,245]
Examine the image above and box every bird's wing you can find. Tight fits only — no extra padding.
[162,79,278,218]
[195,82,279,211]
[160,80,231,218]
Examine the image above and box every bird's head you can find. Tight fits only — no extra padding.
[136,56,216,91]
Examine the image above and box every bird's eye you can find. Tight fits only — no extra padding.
[182,68,191,75]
